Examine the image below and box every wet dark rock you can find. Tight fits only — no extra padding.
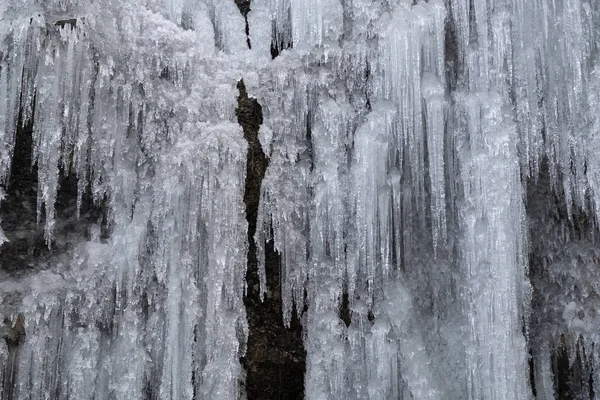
[0,110,108,275]
[54,19,77,29]
[234,0,251,17]
[236,79,306,400]
[1,314,25,348]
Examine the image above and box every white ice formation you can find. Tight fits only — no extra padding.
[0,0,599,399]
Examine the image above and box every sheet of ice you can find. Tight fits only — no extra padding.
[2,0,600,399]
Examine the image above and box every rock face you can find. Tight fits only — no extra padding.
[237,79,305,400]
[242,239,306,400]
[0,114,107,277]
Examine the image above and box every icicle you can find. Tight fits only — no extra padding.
[303,94,353,397]
[290,0,343,51]
[209,0,247,53]
[304,277,347,400]
[377,280,443,400]
[455,89,532,399]
[422,73,446,250]
[33,40,62,242]
[309,96,350,289]
[0,19,33,185]
[350,102,395,302]
[255,69,311,325]
[373,1,447,244]
[532,342,554,400]
[258,147,311,325]
[246,4,269,58]
[191,122,248,400]
[0,187,8,247]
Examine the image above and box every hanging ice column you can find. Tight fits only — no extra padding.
[151,125,249,400]
[451,1,531,399]
[0,4,251,399]
[372,0,447,254]
[255,0,449,398]
[290,0,343,50]
[9,121,249,400]
[347,2,446,398]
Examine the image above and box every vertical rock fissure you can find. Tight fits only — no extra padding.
[0,110,41,272]
[236,80,306,400]
[234,0,252,49]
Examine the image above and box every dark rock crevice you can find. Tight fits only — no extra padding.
[0,106,108,275]
[236,79,306,400]
[234,0,252,49]
[527,160,599,399]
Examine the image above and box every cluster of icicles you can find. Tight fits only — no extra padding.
[1,0,600,399]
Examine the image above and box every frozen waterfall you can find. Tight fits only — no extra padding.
[1,0,600,399]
